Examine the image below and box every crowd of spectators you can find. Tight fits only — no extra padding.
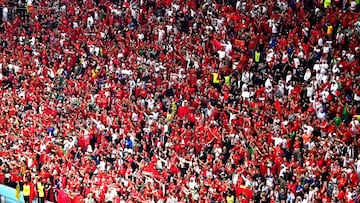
[0,0,360,202]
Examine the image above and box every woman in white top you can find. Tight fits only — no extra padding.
[2,6,8,21]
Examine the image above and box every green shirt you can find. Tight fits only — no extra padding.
[255,51,261,63]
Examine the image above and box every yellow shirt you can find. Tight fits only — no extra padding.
[226,195,235,203]
[255,51,261,63]
[23,185,30,197]
[327,25,333,35]
[324,0,331,8]
[212,73,220,84]
[224,76,231,86]
[37,182,45,197]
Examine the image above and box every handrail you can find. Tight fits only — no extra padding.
[0,184,24,203]
[0,184,55,203]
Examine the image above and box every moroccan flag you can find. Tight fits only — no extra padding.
[211,38,225,50]
[57,190,72,203]
[235,39,245,49]
[235,186,253,199]
[15,182,20,201]
[142,164,160,177]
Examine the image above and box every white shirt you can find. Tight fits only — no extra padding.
[242,71,252,83]
[188,179,197,190]
[2,7,8,19]
[316,73,323,84]
[241,175,251,187]
[272,23,278,34]
[350,1,357,10]
[87,16,94,27]
[19,36,25,46]
[286,74,292,83]
[131,112,138,122]
[272,137,286,147]
[350,119,359,133]
[84,197,96,203]
[286,85,294,95]
[355,159,360,178]
[265,78,272,89]
[330,82,338,95]
[304,70,312,81]
[158,29,165,42]
[214,147,222,158]
[303,124,314,134]
[321,90,329,102]
[30,36,37,46]
[137,33,144,40]
[266,50,274,62]
[332,65,340,74]
[293,57,300,68]
[98,160,106,171]
[266,176,274,188]
[146,98,155,110]
[218,50,226,60]
[321,74,329,84]
[323,46,330,53]
[224,41,232,53]
[279,167,287,177]
[313,63,321,72]
[354,91,360,101]
[166,196,178,203]
[317,109,326,120]
[318,38,324,47]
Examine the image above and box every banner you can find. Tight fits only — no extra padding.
[57,189,72,203]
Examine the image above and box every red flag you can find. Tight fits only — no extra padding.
[57,190,72,203]
[142,164,160,177]
[235,186,253,200]
[235,39,245,48]
[274,100,282,115]
[29,183,35,203]
[211,38,225,50]
[230,13,241,21]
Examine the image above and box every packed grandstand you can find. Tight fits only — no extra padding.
[0,0,360,202]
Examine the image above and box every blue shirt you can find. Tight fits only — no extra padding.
[126,139,133,148]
